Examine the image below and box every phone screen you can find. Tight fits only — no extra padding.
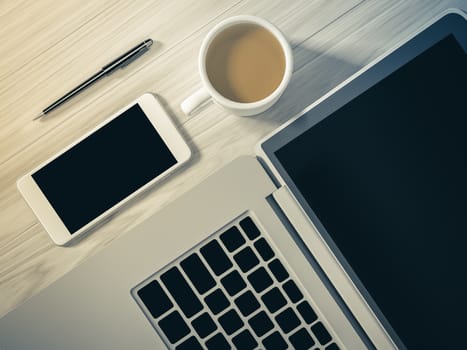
[32,104,177,234]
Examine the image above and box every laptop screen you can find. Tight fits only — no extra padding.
[275,34,466,349]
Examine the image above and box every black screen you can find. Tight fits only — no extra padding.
[276,35,467,349]
[33,104,177,234]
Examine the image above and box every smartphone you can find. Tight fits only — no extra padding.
[17,93,191,245]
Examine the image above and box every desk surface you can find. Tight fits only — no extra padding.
[0,0,465,318]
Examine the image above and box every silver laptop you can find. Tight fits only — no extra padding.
[1,9,465,350]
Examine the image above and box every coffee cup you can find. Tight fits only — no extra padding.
[181,15,293,116]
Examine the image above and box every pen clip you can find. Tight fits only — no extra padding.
[102,40,152,74]
[118,46,149,69]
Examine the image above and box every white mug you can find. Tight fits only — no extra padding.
[181,15,293,116]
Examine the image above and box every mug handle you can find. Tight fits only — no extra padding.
[181,87,211,115]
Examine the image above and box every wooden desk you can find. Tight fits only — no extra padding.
[0,0,464,318]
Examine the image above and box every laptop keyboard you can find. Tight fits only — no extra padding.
[132,215,340,350]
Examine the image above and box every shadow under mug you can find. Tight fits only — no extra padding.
[181,15,294,117]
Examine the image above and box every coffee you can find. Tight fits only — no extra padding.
[205,23,286,103]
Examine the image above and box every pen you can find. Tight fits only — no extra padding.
[33,39,153,120]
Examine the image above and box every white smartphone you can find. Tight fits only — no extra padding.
[18,93,191,245]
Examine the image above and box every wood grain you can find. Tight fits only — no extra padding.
[0,0,465,318]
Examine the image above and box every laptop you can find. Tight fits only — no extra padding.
[1,9,465,350]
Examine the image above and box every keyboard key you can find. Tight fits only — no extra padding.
[218,309,244,335]
[268,259,289,282]
[261,287,287,313]
[137,280,173,318]
[275,307,301,334]
[289,328,315,350]
[262,331,288,350]
[161,267,202,318]
[247,267,273,293]
[192,312,217,338]
[206,333,231,350]
[221,270,246,296]
[200,240,233,276]
[297,301,318,324]
[220,226,245,252]
[311,321,332,345]
[283,280,303,303]
[181,253,216,294]
[325,343,340,350]
[232,329,257,350]
[233,247,260,273]
[235,290,260,317]
[254,238,275,261]
[205,289,230,315]
[240,217,260,240]
[248,311,274,337]
[158,310,190,344]
[176,336,203,350]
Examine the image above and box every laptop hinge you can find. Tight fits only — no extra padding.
[271,186,390,350]
[271,186,341,284]
[271,186,318,239]
[271,185,356,298]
